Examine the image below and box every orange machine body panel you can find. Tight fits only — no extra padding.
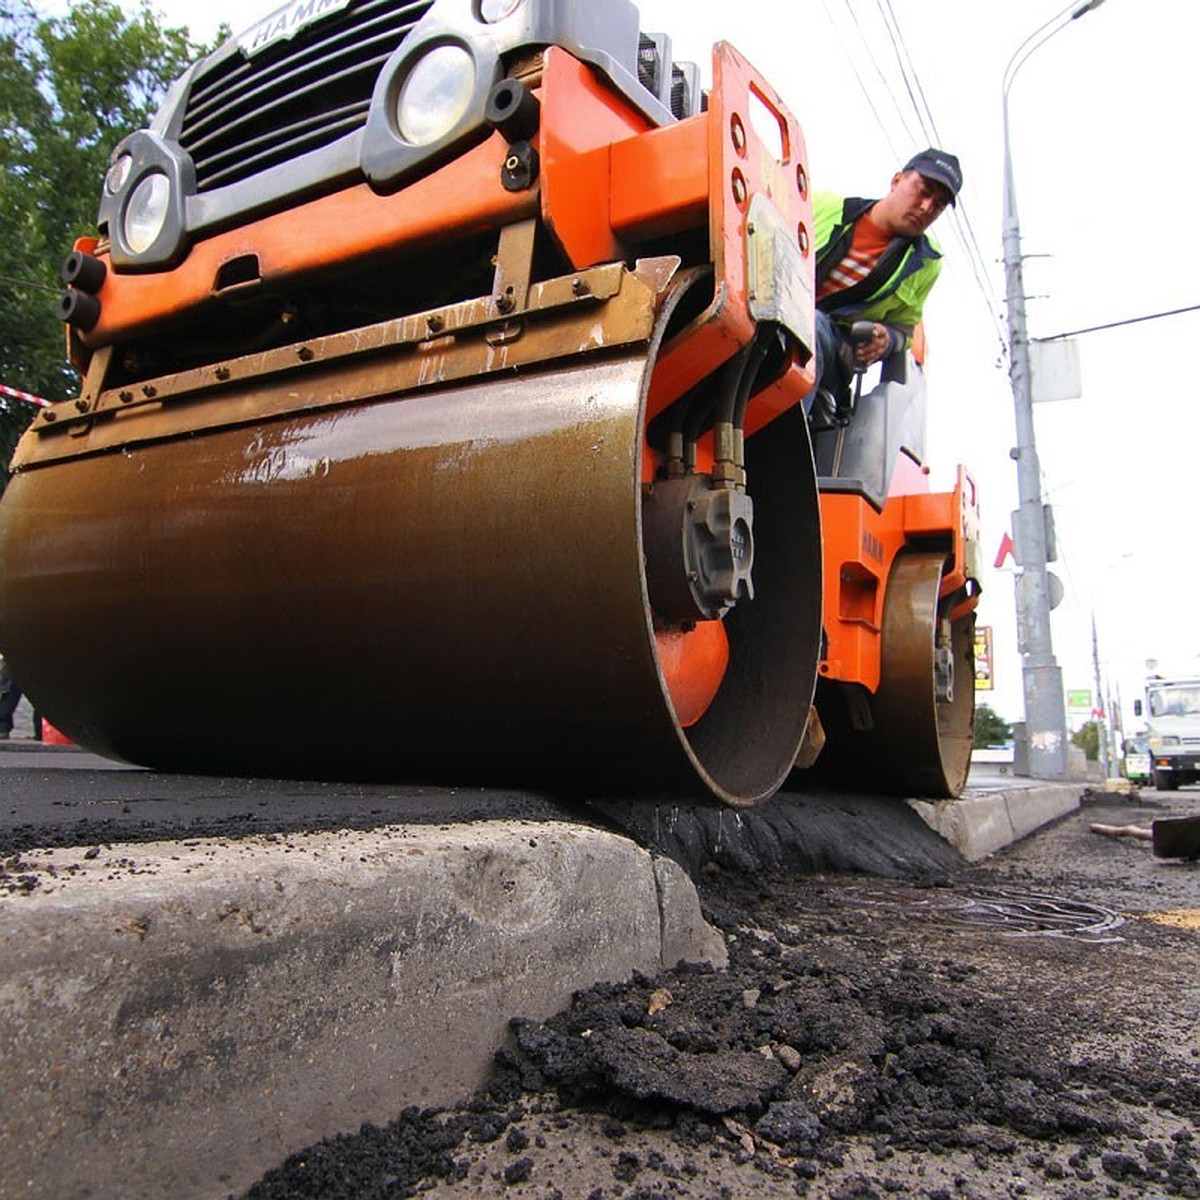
[537,45,816,449]
[644,42,816,438]
[84,137,538,346]
[819,464,980,694]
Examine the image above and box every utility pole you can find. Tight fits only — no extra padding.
[1091,613,1110,778]
[1001,0,1107,780]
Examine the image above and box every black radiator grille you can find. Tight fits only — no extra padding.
[180,0,433,192]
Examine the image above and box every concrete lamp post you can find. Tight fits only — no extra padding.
[1001,0,1107,780]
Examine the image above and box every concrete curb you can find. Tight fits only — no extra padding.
[0,821,726,1200]
[908,783,1084,862]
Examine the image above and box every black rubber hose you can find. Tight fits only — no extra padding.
[61,251,106,293]
[727,326,775,430]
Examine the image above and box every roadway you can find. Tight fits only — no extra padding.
[0,730,1087,1200]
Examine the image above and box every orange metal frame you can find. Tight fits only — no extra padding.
[85,43,818,476]
[628,43,817,437]
[535,45,819,481]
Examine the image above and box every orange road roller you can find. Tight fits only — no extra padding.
[0,0,979,803]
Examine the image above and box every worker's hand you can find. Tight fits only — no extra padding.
[853,323,893,368]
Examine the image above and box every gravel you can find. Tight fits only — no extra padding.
[239,789,1200,1200]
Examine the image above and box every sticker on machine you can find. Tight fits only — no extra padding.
[746,193,815,358]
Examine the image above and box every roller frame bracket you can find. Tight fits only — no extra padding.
[14,258,683,469]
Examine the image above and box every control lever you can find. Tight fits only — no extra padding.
[848,319,877,364]
[836,321,877,423]
[831,320,879,476]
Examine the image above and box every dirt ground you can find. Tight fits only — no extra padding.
[241,789,1199,1200]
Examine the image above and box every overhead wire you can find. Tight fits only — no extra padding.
[817,0,1010,362]
[874,0,938,144]
[1039,303,1200,342]
[817,0,904,160]
[871,0,1009,358]
[839,0,924,148]
[877,0,1006,332]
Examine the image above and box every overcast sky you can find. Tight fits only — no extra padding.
[47,0,1200,730]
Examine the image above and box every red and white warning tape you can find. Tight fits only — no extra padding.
[0,383,50,408]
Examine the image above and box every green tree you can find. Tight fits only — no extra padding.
[972,703,1011,749]
[0,0,218,488]
[1072,721,1100,762]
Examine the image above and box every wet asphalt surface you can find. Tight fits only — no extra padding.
[0,741,586,858]
[0,737,963,879]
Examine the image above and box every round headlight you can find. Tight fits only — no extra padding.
[123,172,171,255]
[480,0,524,20]
[396,44,476,146]
[105,153,133,195]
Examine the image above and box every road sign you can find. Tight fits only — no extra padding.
[974,626,994,691]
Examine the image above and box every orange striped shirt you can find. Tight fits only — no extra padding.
[816,211,890,303]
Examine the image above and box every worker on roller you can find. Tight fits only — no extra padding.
[807,148,962,412]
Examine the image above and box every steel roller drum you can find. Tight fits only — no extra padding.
[809,552,974,799]
[0,294,822,804]
[850,553,975,798]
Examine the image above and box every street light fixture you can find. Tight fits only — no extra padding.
[1001,0,1107,780]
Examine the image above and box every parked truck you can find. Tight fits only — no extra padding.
[1137,676,1200,791]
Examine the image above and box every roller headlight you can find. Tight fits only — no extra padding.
[123,172,171,255]
[396,44,475,146]
[105,153,132,195]
[479,0,524,20]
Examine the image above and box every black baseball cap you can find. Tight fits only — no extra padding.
[903,149,962,205]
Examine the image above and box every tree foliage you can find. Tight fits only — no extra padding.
[972,703,1011,749]
[1071,720,1100,762]
[1,0,218,486]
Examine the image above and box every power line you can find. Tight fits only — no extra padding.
[818,0,905,160]
[877,0,1002,313]
[876,0,1004,324]
[944,206,1010,360]
[819,0,1012,361]
[870,0,1009,357]
[839,0,923,148]
[874,0,938,144]
[0,274,59,296]
[1037,303,1200,342]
